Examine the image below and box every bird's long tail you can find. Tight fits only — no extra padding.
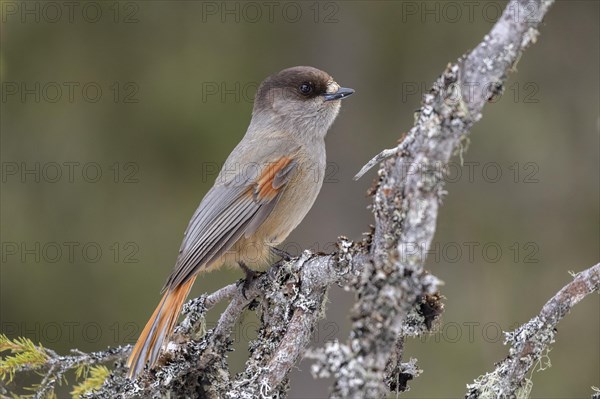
[126,276,197,378]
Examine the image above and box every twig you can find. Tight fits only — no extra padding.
[205,283,239,308]
[353,147,398,181]
[466,263,600,398]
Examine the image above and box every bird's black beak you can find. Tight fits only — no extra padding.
[323,87,355,101]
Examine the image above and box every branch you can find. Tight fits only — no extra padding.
[466,263,600,398]
[81,241,369,399]
[311,0,556,397]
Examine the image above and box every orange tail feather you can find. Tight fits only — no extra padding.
[126,276,197,378]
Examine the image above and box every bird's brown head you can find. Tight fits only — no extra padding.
[251,66,354,139]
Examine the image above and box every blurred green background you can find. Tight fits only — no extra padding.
[1,1,598,397]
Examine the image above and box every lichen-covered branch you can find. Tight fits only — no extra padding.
[78,240,369,399]
[466,263,600,398]
[311,0,556,397]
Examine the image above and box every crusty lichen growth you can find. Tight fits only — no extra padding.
[227,238,370,398]
[228,251,325,398]
[466,263,600,399]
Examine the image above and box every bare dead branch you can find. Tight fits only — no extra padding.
[466,263,600,398]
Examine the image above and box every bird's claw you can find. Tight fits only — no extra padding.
[270,246,293,261]
[237,261,262,299]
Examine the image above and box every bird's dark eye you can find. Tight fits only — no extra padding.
[299,83,313,95]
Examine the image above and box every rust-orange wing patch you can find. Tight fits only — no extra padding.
[253,157,296,202]
[163,155,298,291]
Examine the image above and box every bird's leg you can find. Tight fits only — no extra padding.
[267,246,295,280]
[270,246,292,261]
[237,261,260,299]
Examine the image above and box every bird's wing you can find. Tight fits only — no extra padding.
[161,145,298,292]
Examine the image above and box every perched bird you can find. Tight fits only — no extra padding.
[126,66,354,378]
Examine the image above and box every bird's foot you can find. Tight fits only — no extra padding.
[237,261,262,299]
[270,246,293,261]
